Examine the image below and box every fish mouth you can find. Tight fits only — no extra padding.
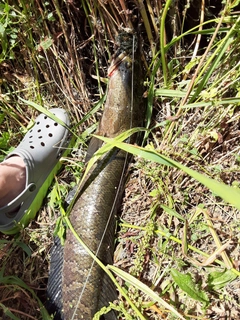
[108,31,137,77]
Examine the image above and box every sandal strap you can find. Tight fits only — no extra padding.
[0,183,36,215]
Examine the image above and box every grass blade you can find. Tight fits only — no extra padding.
[93,137,240,210]
[109,265,186,320]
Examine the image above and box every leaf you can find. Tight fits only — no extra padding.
[207,269,237,290]
[171,269,209,306]
[190,17,239,103]
[0,303,19,320]
[0,132,10,149]
[38,37,53,50]
[47,12,55,21]
[18,97,73,134]
[109,265,185,319]
[0,112,5,125]
[83,127,145,182]
[182,97,240,109]
[93,302,119,320]
[93,137,240,210]
[160,204,185,221]
[155,88,191,98]
[53,217,66,245]
[0,22,5,36]
[0,276,52,319]
[15,241,32,257]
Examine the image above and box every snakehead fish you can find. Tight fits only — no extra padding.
[47,32,144,319]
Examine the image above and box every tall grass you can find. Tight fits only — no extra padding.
[0,0,240,319]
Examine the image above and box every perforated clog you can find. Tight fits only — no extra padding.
[0,108,72,234]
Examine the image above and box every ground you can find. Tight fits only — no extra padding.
[0,0,239,319]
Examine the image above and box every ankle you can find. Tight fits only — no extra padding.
[0,156,26,208]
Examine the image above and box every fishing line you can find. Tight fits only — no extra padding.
[71,32,136,320]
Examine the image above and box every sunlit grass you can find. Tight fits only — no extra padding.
[0,0,239,319]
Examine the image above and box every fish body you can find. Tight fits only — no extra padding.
[47,32,144,319]
[62,149,126,319]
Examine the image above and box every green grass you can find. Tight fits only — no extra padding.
[0,0,240,319]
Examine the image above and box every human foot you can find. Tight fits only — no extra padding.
[0,108,72,234]
[0,156,26,208]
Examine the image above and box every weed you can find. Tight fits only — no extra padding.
[0,0,240,319]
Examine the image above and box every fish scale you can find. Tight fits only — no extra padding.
[63,149,126,319]
[47,31,144,319]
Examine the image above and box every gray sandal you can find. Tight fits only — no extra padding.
[0,108,72,234]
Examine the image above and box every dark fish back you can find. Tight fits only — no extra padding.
[47,31,144,320]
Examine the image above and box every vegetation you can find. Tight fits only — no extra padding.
[0,0,240,319]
